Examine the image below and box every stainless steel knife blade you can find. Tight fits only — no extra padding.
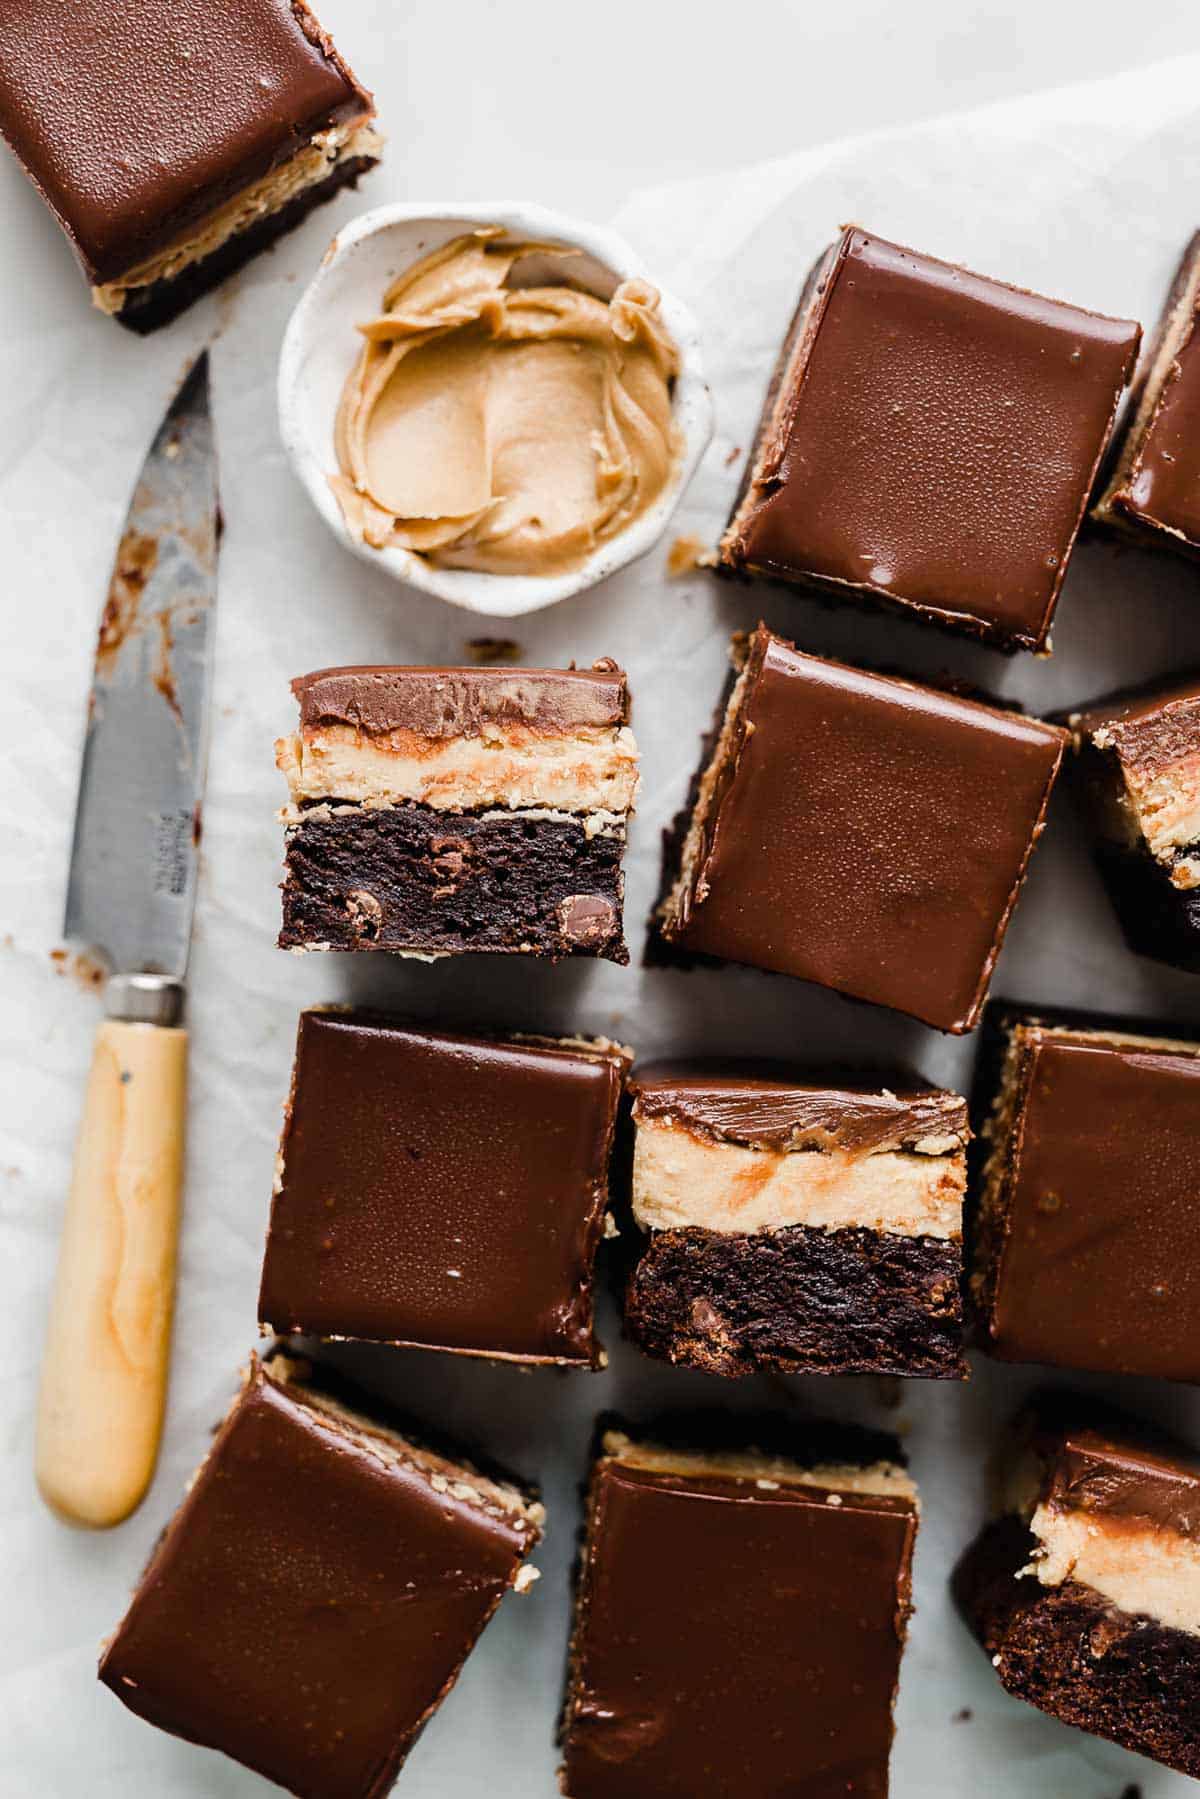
[63,352,219,984]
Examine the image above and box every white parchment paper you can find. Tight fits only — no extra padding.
[5,54,1200,1798]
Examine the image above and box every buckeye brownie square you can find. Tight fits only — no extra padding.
[1094,231,1200,558]
[654,624,1065,1033]
[954,1394,1200,1780]
[621,1064,969,1378]
[258,1011,630,1366]
[100,1356,542,1798]
[0,0,379,330]
[970,1006,1200,1380]
[561,1426,918,1797]
[720,227,1139,650]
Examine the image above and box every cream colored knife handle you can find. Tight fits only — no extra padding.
[37,992,187,1529]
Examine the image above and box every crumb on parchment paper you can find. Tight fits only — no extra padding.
[464,638,523,664]
[49,948,105,991]
[667,534,714,577]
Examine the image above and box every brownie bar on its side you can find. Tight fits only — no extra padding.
[1093,231,1200,557]
[620,1067,969,1379]
[280,802,628,960]
[626,1225,963,1377]
[277,662,639,961]
[1065,676,1200,973]
[99,1356,542,1799]
[561,1427,918,1799]
[953,1397,1200,1780]
[955,1517,1200,1780]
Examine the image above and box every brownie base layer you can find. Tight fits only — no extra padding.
[281,804,628,961]
[624,1223,966,1378]
[954,1515,1200,1778]
[1090,841,1200,974]
[116,154,377,334]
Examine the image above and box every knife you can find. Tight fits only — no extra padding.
[36,352,219,1529]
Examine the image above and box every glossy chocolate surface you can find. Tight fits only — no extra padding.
[1128,318,1200,543]
[0,0,371,281]
[562,1453,916,1797]
[1072,673,1200,778]
[668,628,1065,1033]
[1109,233,1200,547]
[631,1063,968,1152]
[1046,1424,1200,1536]
[258,1012,625,1362]
[293,661,629,737]
[726,229,1139,648]
[985,1024,1200,1380]
[99,1362,537,1799]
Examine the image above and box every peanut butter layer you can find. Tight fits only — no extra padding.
[1027,1508,1200,1635]
[603,1431,918,1503]
[277,720,639,814]
[632,1112,965,1238]
[330,230,681,575]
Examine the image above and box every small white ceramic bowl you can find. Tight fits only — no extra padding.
[278,200,713,617]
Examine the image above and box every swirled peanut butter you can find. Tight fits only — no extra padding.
[330,230,681,575]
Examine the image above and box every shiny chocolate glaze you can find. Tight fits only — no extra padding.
[258,1011,626,1363]
[724,228,1139,649]
[562,1450,916,1797]
[99,1361,538,1799]
[983,1021,1200,1380]
[631,1061,967,1152]
[1107,231,1200,549]
[1050,1427,1200,1536]
[293,660,629,738]
[665,626,1065,1034]
[0,0,372,281]
[1071,672,1200,780]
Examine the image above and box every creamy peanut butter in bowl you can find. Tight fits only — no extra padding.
[278,203,714,616]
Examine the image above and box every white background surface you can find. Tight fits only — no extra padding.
[6,10,1200,1798]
